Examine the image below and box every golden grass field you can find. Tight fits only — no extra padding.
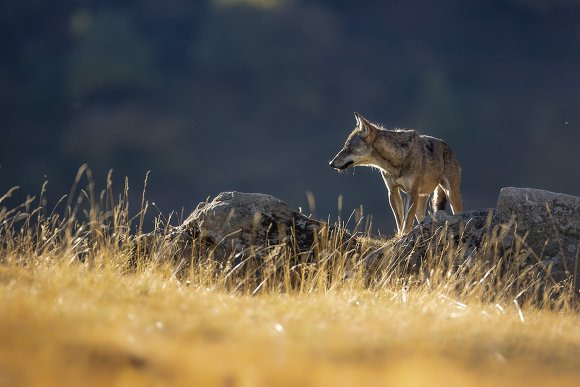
[0,172,579,386]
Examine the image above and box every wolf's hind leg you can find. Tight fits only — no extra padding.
[447,189,463,214]
[432,185,447,212]
[442,176,462,214]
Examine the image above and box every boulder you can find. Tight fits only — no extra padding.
[161,191,349,263]
[145,188,578,294]
[378,209,493,272]
[387,187,580,292]
[494,187,580,286]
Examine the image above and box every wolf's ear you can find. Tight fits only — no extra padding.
[360,122,369,138]
[354,112,364,128]
[354,112,372,138]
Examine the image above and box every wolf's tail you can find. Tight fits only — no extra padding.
[432,185,447,212]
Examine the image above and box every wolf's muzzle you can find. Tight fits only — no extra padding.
[329,159,354,171]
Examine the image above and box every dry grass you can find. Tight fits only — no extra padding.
[0,169,579,387]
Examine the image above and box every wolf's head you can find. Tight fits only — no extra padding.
[329,112,378,171]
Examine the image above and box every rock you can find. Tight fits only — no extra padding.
[494,187,580,286]
[162,191,349,263]
[381,209,494,272]
[385,187,580,293]
[142,188,578,296]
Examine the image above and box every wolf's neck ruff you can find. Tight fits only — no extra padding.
[371,128,415,175]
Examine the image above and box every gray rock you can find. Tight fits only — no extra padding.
[162,191,349,263]
[142,188,578,296]
[385,187,580,293]
[494,187,580,286]
[380,209,494,272]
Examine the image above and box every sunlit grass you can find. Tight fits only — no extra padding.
[0,168,578,386]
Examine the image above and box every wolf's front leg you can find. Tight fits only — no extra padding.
[402,190,420,234]
[388,187,405,233]
[415,195,429,223]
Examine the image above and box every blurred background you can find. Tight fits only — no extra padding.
[1,0,579,234]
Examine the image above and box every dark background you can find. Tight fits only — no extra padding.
[1,0,579,234]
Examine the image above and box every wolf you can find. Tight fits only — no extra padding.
[329,112,462,234]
